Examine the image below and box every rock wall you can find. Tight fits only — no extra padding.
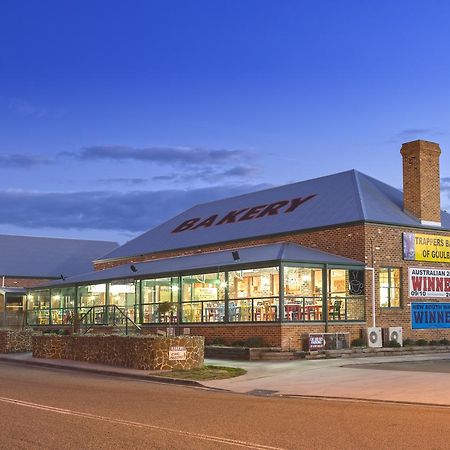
[0,329,34,353]
[32,334,204,371]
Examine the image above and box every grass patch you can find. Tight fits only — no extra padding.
[157,365,246,381]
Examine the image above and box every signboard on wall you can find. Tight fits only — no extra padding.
[169,346,187,360]
[403,232,450,263]
[411,302,450,329]
[408,268,450,298]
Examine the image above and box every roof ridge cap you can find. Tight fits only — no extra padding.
[352,170,368,220]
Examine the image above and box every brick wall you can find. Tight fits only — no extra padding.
[2,277,54,288]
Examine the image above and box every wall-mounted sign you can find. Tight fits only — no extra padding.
[408,268,450,298]
[172,195,317,233]
[411,302,450,329]
[168,346,187,361]
[349,270,365,295]
[403,232,450,263]
[308,334,325,350]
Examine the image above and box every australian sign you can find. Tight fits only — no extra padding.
[408,268,450,299]
[172,195,317,233]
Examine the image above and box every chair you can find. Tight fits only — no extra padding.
[329,300,343,320]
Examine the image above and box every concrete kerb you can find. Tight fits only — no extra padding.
[0,353,204,388]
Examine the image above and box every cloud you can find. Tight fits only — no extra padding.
[385,128,447,144]
[151,165,259,183]
[0,184,270,232]
[0,154,53,168]
[76,145,250,167]
[9,98,47,119]
[97,178,147,186]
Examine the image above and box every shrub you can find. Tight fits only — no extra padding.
[439,338,450,346]
[244,336,266,348]
[429,340,439,346]
[209,337,225,346]
[386,340,401,348]
[231,340,246,347]
[351,337,365,347]
[403,338,415,346]
[416,339,428,346]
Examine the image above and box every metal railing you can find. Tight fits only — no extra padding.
[78,305,141,335]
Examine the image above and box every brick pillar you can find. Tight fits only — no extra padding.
[400,140,442,226]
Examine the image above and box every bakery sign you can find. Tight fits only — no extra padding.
[403,232,450,263]
[172,195,317,233]
[408,268,450,298]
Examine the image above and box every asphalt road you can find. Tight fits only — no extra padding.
[0,362,449,450]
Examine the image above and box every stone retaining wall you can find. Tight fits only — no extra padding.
[0,329,34,353]
[32,334,204,370]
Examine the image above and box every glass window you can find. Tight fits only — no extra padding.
[284,267,323,297]
[78,284,106,307]
[27,289,50,325]
[228,267,279,299]
[379,268,401,308]
[181,273,225,323]
[142,277,179,323]
[182,273,225,302]
[109,280,137,322]
[51,287,76,325]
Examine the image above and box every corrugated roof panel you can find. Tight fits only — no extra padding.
[101,169,450,261]
[36,243,364,288]
[0,235,118,278]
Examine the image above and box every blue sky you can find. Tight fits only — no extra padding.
[1,0,450,244]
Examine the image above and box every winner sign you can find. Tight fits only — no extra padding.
[408,268,450,299]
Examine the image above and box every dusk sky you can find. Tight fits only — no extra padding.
[1,0,450,244]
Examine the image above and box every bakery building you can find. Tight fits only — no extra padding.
[26,140,450,349]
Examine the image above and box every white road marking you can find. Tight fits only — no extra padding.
[0,396,284,450]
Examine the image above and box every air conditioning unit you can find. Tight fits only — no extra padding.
[383,327,403,347]
[365,327,382,348]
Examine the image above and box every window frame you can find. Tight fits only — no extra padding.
[379,267,402,309]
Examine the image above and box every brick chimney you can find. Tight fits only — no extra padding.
[400,139,441,226]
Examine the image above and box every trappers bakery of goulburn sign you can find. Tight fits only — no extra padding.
[408,267,450,299]
[171,195,317,233]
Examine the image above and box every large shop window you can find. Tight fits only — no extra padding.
[109,280,137,323]
[78,284,106,323]
[228,267,279,322]
[284,267,323,321]
[379,267,401,308]
[328,269,365,321]
[142,277,179,324]
[182,273,225,323]
[51,287,76,325]
[27,289,51,325]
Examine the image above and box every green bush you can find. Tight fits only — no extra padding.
[386,340,401,348]
[416,339,428,346]
[351,337,365,347]
[429,340,439,346]
[209,337,225,346]
[439,338,450,346]
[244,336,266,348]
[231,340,246,347]
[403,338,415,346]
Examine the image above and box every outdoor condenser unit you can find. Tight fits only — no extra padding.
[365,327,383,348]
[382,327,403,347]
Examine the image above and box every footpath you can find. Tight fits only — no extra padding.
[1,351,450,407]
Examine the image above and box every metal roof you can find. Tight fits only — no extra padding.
[0,287,26,294]
[0,234,118,278]
[33,243,364,289]
[100,170,450,261]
